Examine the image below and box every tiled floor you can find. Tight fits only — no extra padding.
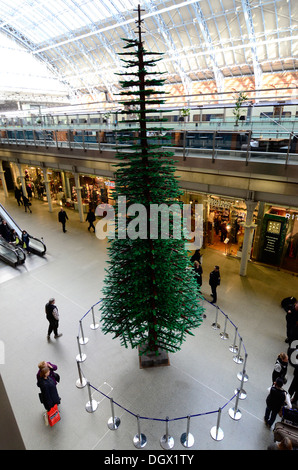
[0,191,297,450]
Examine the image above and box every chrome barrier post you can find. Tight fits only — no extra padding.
[90,306,99,330]
[229,389,242,420]
[85,382,98,413]
[160,417,174,450]
[210,408,224,441]
[180,416,194,448]
[220,315,229,340]
[107,398,121,430]
[211,305,220,330]
[229,326,238,353]
[76,360,87,388]
[76,336,87,362]
[79,320,89,345]
[235,365,247,400]
[133,415,147,448]
[237,353,249,382]
[233,336,243,364]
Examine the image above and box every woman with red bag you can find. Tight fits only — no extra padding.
[37,367,61,413]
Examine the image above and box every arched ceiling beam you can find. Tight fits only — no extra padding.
[141,0,193,96]
[241,0,263,92]
[192,2,225,94]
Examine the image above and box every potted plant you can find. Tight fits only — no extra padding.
[233,92,248,126]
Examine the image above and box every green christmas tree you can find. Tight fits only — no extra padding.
[100,5,204,359]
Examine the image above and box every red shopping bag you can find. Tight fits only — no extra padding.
[47,404,61,427]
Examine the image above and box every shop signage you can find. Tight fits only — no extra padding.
[261,216,285,265]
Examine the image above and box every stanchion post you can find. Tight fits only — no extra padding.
[211,305,220,330]
[160,416,174,450]
[79,320,89,345]
[210,408,224,441]
[76,336,87,362]
[180,416,194,448]
[233,336,243,364]
[235,368,247,400]
[229,326,238,353]
[220,315,229,340]
[76,360,87,388]
[237,353,249,382]
[85,382,98,413]
[90,306,99,330]
[107,397,121,430]
[229,389,242,420]
[133,415,147,448]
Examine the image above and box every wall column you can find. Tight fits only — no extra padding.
[16,164,28,198]
[239,200,257,277]
[0,162,8,197]
[44,170,53,213]
[74,172,84,223]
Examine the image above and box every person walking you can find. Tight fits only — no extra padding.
[264,377,290,428]
[14,186,23,206]
[209,265,220,303]
[23,195,32,213]
[272,353,288,384]
[58,208,68,233]
[45,298,62,340]
[37,366,61,412]
[86,209,96,232]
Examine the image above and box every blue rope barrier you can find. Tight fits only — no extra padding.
[78,298,247,426]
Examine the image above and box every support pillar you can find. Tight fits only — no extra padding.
[44,170,53,213]
[17,164,27,198]
[74,172,84,223]
[239,200,257,277]
[0,162,8,197]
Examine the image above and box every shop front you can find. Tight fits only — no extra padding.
[257,204,298,274]
[10,163,115,213]
[182,190,257,258]
[182,190,298,274]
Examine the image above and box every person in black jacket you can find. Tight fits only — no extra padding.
[209,265,220,303]
[193,260,203,289]
[37,366,61,412]
[45,298,62,340]
[58,208,68,233]
[86,209,96,232]
[264,377,288,428]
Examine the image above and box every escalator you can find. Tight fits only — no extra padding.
[0,203,46,259]
[0,237,26,267]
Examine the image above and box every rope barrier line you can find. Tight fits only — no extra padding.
[77,297,248,444]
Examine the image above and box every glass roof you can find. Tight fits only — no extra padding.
[0,0,297,104]
[0,0,141,43]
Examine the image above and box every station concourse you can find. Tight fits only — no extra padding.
[0,190,297,451]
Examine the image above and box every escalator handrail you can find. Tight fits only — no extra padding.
[0,202,23,235]
[28,235,46,255]
[0,236,26,265]
[0,203,46,255]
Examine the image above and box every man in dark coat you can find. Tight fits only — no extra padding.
[58,208,68,233]
[86,209,96,232]
[209,265,220,304]
[45,298,62,340]
[264,377,287,428]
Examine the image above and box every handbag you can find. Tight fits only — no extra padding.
[47,404,61,427]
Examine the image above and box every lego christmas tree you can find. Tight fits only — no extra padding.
[100,5,204,362]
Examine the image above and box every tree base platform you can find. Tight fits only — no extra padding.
[138,345,170,369]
